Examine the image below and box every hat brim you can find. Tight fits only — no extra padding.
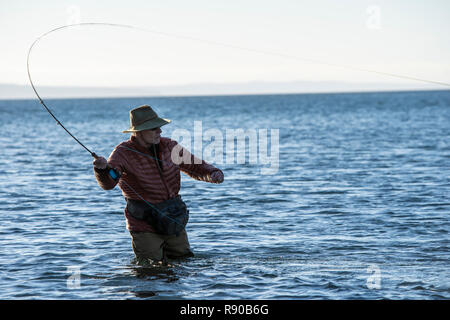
[122,117,171,133]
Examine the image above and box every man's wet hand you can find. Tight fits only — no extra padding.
[93,156,108,169]
[210,171,224,184]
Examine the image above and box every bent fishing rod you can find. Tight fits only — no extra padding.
[27,23,206,169]
[26,23,201,230]
[26,24,136,159]
[26,23,227,231]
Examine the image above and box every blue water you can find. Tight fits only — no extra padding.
[0,90,449,299]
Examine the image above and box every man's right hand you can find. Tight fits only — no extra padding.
[93,156,108,169]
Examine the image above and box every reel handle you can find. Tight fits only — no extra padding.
[92,152,120,181]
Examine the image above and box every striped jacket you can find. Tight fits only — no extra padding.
[94,135,222,232]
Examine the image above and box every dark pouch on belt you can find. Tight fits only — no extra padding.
[126,196,189,236]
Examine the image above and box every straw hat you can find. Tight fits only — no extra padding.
[122,105,171,133]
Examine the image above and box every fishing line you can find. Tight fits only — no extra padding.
[26,22,450,166]
[27,22,450,156]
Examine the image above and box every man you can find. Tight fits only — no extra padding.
[93,105,224,264]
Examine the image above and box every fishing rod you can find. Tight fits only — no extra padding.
[26,24,191,231]
[26,24,138,159]
[27,53,96,158]
[27,24,228,234]
[26,23,216,175]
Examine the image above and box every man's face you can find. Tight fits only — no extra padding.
[137,127,162,146]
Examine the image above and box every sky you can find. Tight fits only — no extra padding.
[1,0,449,96]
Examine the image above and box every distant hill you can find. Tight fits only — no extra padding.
[0,81,441,99]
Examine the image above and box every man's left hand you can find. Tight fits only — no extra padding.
[210,171,224,184]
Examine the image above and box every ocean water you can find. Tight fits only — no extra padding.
[0,90,449,299]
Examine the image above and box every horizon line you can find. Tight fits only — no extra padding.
[0,87,448,101]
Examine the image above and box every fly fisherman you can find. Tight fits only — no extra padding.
[93,105,224,264]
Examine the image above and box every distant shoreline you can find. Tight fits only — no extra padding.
[0,83,447,101]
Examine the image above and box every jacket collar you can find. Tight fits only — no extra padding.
[129,135,161,154]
